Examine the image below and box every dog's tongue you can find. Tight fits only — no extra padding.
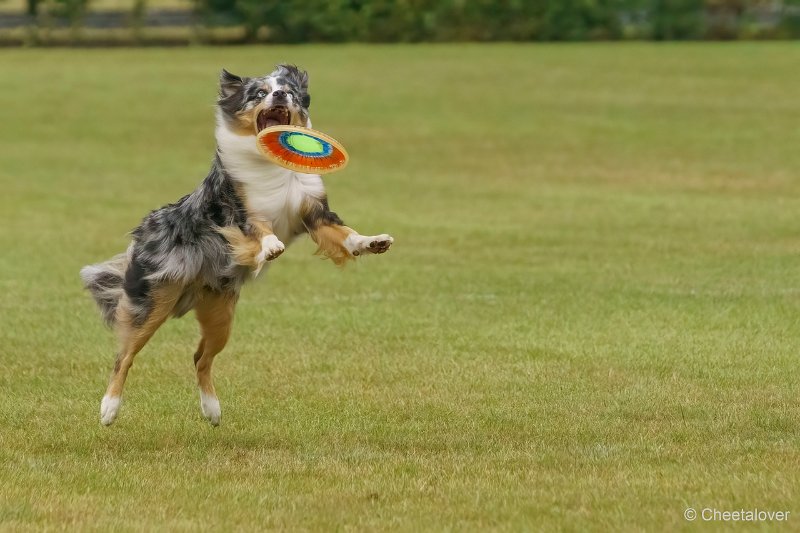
[263,118,280,128]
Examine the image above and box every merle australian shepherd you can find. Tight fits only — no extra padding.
[81,64,393,426]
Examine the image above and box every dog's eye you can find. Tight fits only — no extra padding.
[256,90,267,99]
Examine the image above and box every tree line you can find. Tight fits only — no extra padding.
[18,0,800,43]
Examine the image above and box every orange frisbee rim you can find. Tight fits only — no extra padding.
[256,125,349,175]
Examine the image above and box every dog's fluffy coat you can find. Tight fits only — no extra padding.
[81,64,393,426]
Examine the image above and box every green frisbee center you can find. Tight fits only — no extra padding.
[286,133,324,154]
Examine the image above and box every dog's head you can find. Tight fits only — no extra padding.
[217,64,311,136]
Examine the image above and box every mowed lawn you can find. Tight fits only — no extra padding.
[1,43,799,530]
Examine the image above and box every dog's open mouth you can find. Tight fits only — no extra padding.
[257,106,291,132]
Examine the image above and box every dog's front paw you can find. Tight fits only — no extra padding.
[258,235,285,262]
[363,234,393,255]
[253,235,285,276]
[346,233,394,257]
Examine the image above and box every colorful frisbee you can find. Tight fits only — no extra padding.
[256,125,349,175]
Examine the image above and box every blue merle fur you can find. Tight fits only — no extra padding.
[81,155,253,326]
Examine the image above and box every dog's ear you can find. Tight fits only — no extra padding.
[295,68,309,91]
[277,64,309,91]
[294,68,310,108]
[219,69,244,98]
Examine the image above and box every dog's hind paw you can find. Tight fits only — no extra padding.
[200,391,221,426]
[100,395,121,426]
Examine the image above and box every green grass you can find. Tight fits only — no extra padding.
[1,43,799,531]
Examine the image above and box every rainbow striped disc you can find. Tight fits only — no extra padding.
[256,125,349,175]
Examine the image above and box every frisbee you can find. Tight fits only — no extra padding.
[256,125,349,174]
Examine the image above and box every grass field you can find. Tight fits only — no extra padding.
[1,43,799,530]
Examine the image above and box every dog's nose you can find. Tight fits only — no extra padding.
[272,90,287,100]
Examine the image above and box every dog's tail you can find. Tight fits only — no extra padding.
[80,252,129,326]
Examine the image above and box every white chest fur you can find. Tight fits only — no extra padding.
[216,122,326,243]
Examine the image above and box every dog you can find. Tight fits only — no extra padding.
[81,64,393,426]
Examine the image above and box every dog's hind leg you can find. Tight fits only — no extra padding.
[100,284,182,426]
[193,289,237,426]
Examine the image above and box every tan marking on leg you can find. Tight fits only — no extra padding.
[104,284,183,401]
[243,214,275,238]
[218,219,276,269]
[217,226,263,268]
[310,224,356,266]
[193,338,206,366]
[194,290,236,399]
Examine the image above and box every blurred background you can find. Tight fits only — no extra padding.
[1,0,800,46]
